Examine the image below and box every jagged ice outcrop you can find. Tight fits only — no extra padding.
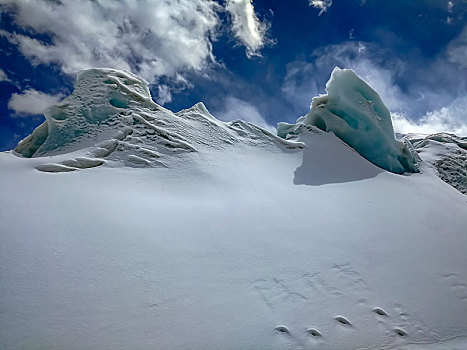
[278,67,420,174]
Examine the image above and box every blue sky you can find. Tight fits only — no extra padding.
[1,0,466,151]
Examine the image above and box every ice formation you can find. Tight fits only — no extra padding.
[13,66,464,195]
[14,68,300,171]
[278,67,420,174]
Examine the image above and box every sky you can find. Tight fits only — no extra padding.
[0,0,466,151]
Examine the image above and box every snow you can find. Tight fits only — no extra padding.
[1,68,467,350]
[408,133,467,194]
[279,67,419,174]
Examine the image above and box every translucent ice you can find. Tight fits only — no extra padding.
[278,67,419,174]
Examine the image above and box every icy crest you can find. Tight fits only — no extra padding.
[15,69,156,158]
[15,68,300,172]
[278,67,420,174]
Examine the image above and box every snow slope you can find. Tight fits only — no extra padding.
[1,68,467,350]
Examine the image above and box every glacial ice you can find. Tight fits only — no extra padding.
[15,68,157,158]
[14,68,301,172]
[15,67,419,175]
[278,67,420,174]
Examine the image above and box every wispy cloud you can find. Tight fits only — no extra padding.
[225,0,272,57]
[215,96,275,132]
[156,85,172,105]
[0,69,11,83]
[281,31,467,135]
[309,0,332,16]
[392,97,467,136]
[447,25,467,68]
[8,89,64,116]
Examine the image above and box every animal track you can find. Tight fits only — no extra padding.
[334,315,352,326]
[373,307,388,316]
[306,328,322,337]
[252,263,371,311]
[253,266,448,348]
[393,303,441,340]
[302,272,342,295]
[394,328,407,336]
[253,278,309,309]
[331,263,369,292]
[274,325,290,334]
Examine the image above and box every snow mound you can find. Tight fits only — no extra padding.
[278,67,419,174]
[14,68,301,172]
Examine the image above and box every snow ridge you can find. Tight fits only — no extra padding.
[14,68,302,172]
[11,67,464,196]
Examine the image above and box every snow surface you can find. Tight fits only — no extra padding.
[278,67,419,174]
[1,68,467,350]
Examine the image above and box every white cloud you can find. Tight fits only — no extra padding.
[447,1,454,12]
[447,25,467,68]
[309,0,332,16]
[0,0,221,82]
[281,41,406,113]
[392,97,467,137]
[157,85,172,105]
[8,89,64,116]
[225,0,270,57]
[216,96,275,132]
[281,39,467,136]
[0,69,10,82]
[1,0,270,85]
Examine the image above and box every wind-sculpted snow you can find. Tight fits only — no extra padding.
[14,68,301,172]
[278,67,420,174]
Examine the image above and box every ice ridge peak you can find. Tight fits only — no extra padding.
[13,68,300,171]
[278,67,420,174]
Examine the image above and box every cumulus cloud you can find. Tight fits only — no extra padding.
[215,96,275,132]
[225,0,271,57]
[392,97,467,136]
[309,0,332,16]
[8,89,64,116]
[0,0,221,81]
[1,0,271,84]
